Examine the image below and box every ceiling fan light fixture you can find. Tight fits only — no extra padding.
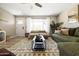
[35,3,42,8]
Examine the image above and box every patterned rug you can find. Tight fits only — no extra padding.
[6,37,59,56]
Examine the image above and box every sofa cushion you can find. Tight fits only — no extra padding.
[52,33,79,42]
[74,28,79,37]
[58,42,79,56]
[55,30,61,34]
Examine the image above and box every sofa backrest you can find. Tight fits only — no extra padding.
[69,28,76,36]
[74,27,79,37]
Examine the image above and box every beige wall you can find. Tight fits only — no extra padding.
[58,11,68,27]
[15,16,57,34]
[50,16,58,24]
[0,8,15,36]
[58,5,78,28]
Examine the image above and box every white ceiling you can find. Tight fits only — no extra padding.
[0,3,77,16]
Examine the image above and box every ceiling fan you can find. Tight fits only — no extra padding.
[35,3,42,8]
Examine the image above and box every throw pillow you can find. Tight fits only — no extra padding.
[61,29,69,36]
[55,30,61,34]
[69,28,76,36]
[74,28,79,37]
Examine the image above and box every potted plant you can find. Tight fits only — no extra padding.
[50,21,63,34]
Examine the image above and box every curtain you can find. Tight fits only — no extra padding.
[26,17,50,33]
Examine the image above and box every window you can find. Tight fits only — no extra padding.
[68,18,77,23]
[68,15,78,23]
[26,18,50,33]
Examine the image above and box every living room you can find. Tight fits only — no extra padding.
[0,3,79,56]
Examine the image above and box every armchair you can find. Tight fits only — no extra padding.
[32,35,46,50]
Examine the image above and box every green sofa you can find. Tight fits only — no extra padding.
[52,27,79,56]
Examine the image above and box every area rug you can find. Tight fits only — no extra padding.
[6,37,59,56]
[0,48,15,56]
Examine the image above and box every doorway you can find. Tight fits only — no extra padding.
[16,17,25,36]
